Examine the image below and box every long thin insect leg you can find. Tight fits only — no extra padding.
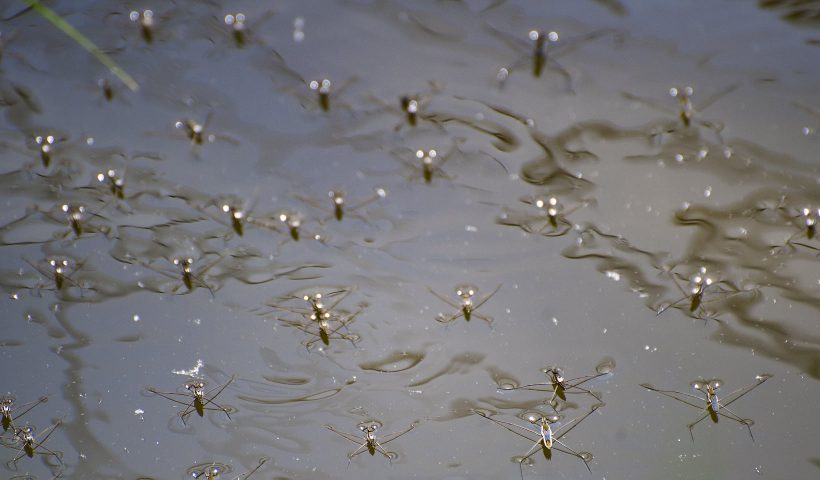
[348,442,369,459]
[472,284,502,310]
[553,439,591,472]
[428,287,461,309]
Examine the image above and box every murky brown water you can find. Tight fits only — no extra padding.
[0,0,818,479]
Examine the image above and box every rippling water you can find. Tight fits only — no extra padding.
[0,0,818,479]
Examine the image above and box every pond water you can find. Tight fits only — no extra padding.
[0,0,818,479]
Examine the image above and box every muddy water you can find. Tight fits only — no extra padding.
[0,0,818,479]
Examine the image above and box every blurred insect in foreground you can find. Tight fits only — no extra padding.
[487,25,612,93]
[428,283,501,326]
[325,420,415,465]
[267,289,365,350]
[500,363,613,409]
[1,396,48,432]
[497,194,595,237]
[641,374,771,442]
[655,266,744,322]
[128,9,158,44]
[474,405,601,479]
[296,187,387,223]
[2,421,63,467]
[145,376,235,424]
[188,457,268,480]
[622,84,738,143]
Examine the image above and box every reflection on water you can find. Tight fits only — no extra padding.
[1,0,818,478]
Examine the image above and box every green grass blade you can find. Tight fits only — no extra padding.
[23,0,139,92]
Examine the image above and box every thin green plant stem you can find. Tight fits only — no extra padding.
[23,0,139,92]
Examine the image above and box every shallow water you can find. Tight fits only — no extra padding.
[0,0,818,479]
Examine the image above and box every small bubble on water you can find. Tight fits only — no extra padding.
[552,317,558,326]
[133,314,140,322]
[193,318,201,325]
[704,186,712,198]
[605,271,621,281]
[465,225,477,232]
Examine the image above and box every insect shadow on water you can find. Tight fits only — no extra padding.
[499,363,612,410]
[428,283,501,326]
[145,376,236,425]
[622,84,738,144]
[294,187,388,223]
[641,374,772,442]
[654,265,747,323]
[324,420,415,466]
[0,29,42,73]
[497,194,595,237]
[1,421,63,468]
[474,404,601,478]
[266,288,365,350]
[486,24,614,94]
[0,396,48,432]
[187,456,269,480]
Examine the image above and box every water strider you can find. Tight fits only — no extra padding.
[428,283,501,326]
[2,421,63,467]
[497,194,594,237]
[0,396,47,432]
[145,376,235,425]
[188,457,268,479]
[266,289,365,350]
[622,84,738,143]
[295,187,387,223]
[501,364,612,408]
[325,420,415,465]
[23,257,84,293]
[655,265,746,322]
[641,374,772,441]
[487,24,613,93]
[474,404,601,478]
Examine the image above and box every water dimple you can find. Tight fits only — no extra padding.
[596,357,616,374]
[359,350,425,373]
